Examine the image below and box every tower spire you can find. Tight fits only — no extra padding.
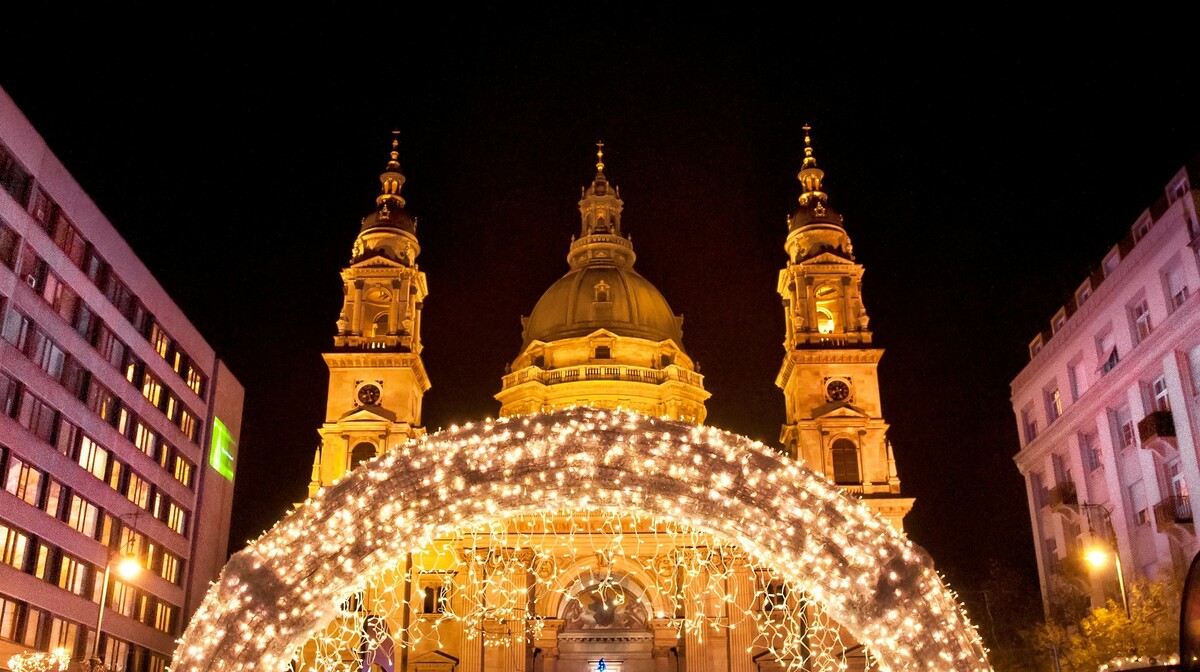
[377,131,407,208]
[596,141,605,174]
[797,124,827,207]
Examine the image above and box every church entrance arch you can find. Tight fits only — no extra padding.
[173,408,990,672]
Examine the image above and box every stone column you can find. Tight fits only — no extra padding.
[726,561,755,672]
[682,551,709,672]
[458,550,484,672]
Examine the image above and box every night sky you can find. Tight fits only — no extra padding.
[3,9,1199,602]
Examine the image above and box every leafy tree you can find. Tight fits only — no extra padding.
[1027,577,1179,672]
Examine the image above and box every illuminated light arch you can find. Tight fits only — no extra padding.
[173,408,990,672]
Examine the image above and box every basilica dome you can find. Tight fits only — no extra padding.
[521,264,684,350]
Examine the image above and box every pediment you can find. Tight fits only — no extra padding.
[411,651,459,666]
[337,404,399,423]
[352,254,406,269]
[810,401,869,419]
[801,251,854,265]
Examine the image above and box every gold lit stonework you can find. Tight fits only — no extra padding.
[776,126,912,531]
[308,137,430,497]
[496,150,710,421]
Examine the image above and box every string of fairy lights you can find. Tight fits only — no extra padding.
[294,512,862,672]
[172,408,992,672]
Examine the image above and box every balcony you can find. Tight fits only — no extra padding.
[1154,494,1193,530]
[1138,410,1177,454]
[500,363,705,391]
[1047,482,1078,516]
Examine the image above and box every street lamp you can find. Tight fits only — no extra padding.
[1080,503,1131,619]
[88,520,143,671]
[1084,544,1130,618]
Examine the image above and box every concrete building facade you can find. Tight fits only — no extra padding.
[1012,160,1200,617]
[0,87,244,670]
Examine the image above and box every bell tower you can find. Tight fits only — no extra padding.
[775,126,912,530]
[309,134,430,496]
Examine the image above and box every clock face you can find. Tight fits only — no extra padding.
[826,379,851,402]
[357,383,382,405]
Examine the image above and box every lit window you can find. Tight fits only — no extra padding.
[134,422,158,456]
[142,374,163,407]
[150,323,172,359]
[1131,298,1152,344]
[160,552,180,584]
[126,473,151,509]
[77,437,109,480]
[58,554,89,596]
[167,502,187,536]
[154,602,176,633]
[0,522,29,569]
[173,455,193,488]
[816,308,835,334]
[4,455,43,506]
[66,495,100,538]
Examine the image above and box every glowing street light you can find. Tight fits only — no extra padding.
[1084,541,1130,619]
[89,515,144,672]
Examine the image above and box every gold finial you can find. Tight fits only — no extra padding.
[797,123,826,206]
[596,141,605,173]
[386,130,401,171]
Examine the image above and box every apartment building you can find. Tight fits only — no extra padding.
[1012,159,1200,617]
[0,87,244,670]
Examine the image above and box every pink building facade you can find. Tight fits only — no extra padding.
[0,87,244,670]
[1012,160,1200,617]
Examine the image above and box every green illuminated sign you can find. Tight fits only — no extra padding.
[209,417,236,481]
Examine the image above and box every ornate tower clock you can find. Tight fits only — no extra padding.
[775,127,913,530]
[308,136,430,496]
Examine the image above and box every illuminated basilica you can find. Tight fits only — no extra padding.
[276,130,929,672]
[173,130,986,672]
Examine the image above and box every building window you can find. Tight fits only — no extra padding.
[3,455,43,506]
[1164,265,1189,311]
[1068,357,1088,401]
[830,439,860,485]
[1145,376,1170,412]
[173,455,194,488]
[1097,329,1119,375]
[77,436,109,481]
[133,422,158,457]
[57,554,89,596]
[594,345,611,359]
[0,522,29,570]
[166,502,187,536]
[1045,387,1063,422]
[66,494,100,538]
[1115,406,1136,449]
[1022,406,1039,444]
[0,218,19,269]
[1076,282,1092,307]
[1129,481,1149,526]
[1130,297,1152,344]
[154,602,176,634]
[421,582,448,614]
[1079,432,1101,472]
[762,581,788,613]
[160,552,181,584]
[126,473,150,510]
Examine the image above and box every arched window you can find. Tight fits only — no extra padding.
[350,442,377,470]
[830,439,860,485]
[371,313,390,337]
[816,308,835,334]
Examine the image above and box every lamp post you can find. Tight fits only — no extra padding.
[1081,503,1131,619]
[88,515,143,672]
